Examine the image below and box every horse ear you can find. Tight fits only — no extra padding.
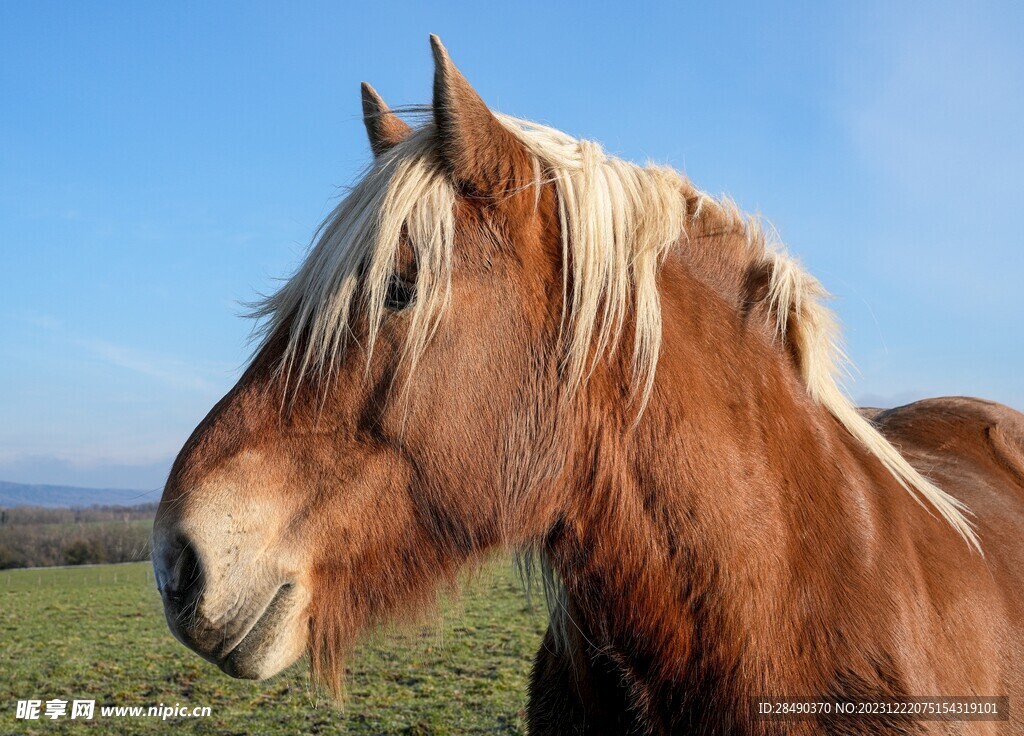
[429,35,531,196]
[361,82,412,157]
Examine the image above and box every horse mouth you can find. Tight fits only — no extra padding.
[218,583,298,679]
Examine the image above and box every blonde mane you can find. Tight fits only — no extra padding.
[252,113,979,551]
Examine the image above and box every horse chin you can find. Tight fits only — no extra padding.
[218,583,310,680]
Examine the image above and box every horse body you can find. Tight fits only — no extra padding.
[528,392,1024,734]
[152,36,1023,734]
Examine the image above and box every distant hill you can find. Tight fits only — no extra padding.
[0,480,159,508]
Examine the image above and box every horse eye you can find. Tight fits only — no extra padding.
[384,275,415,311]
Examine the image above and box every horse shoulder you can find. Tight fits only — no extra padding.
[869,397,1024,693]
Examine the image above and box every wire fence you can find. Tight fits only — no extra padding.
[1,561,154,592]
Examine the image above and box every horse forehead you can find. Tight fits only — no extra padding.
[455,179,561,256]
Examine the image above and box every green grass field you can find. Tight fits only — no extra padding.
[0,560,548,735]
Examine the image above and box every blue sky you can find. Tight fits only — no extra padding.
[1,1,1021,491]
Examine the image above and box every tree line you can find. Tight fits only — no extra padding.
[0,504,157,569]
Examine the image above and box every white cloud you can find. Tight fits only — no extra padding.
[75,338,229,394]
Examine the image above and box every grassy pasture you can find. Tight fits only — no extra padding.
[0,560,548,735]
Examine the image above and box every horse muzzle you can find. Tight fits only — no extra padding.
[152,516,310,680]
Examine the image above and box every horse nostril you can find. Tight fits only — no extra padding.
[162,535,204,615]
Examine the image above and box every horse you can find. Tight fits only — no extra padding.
[153,35,1024,735]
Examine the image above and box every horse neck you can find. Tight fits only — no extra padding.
[546,248,920,725]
